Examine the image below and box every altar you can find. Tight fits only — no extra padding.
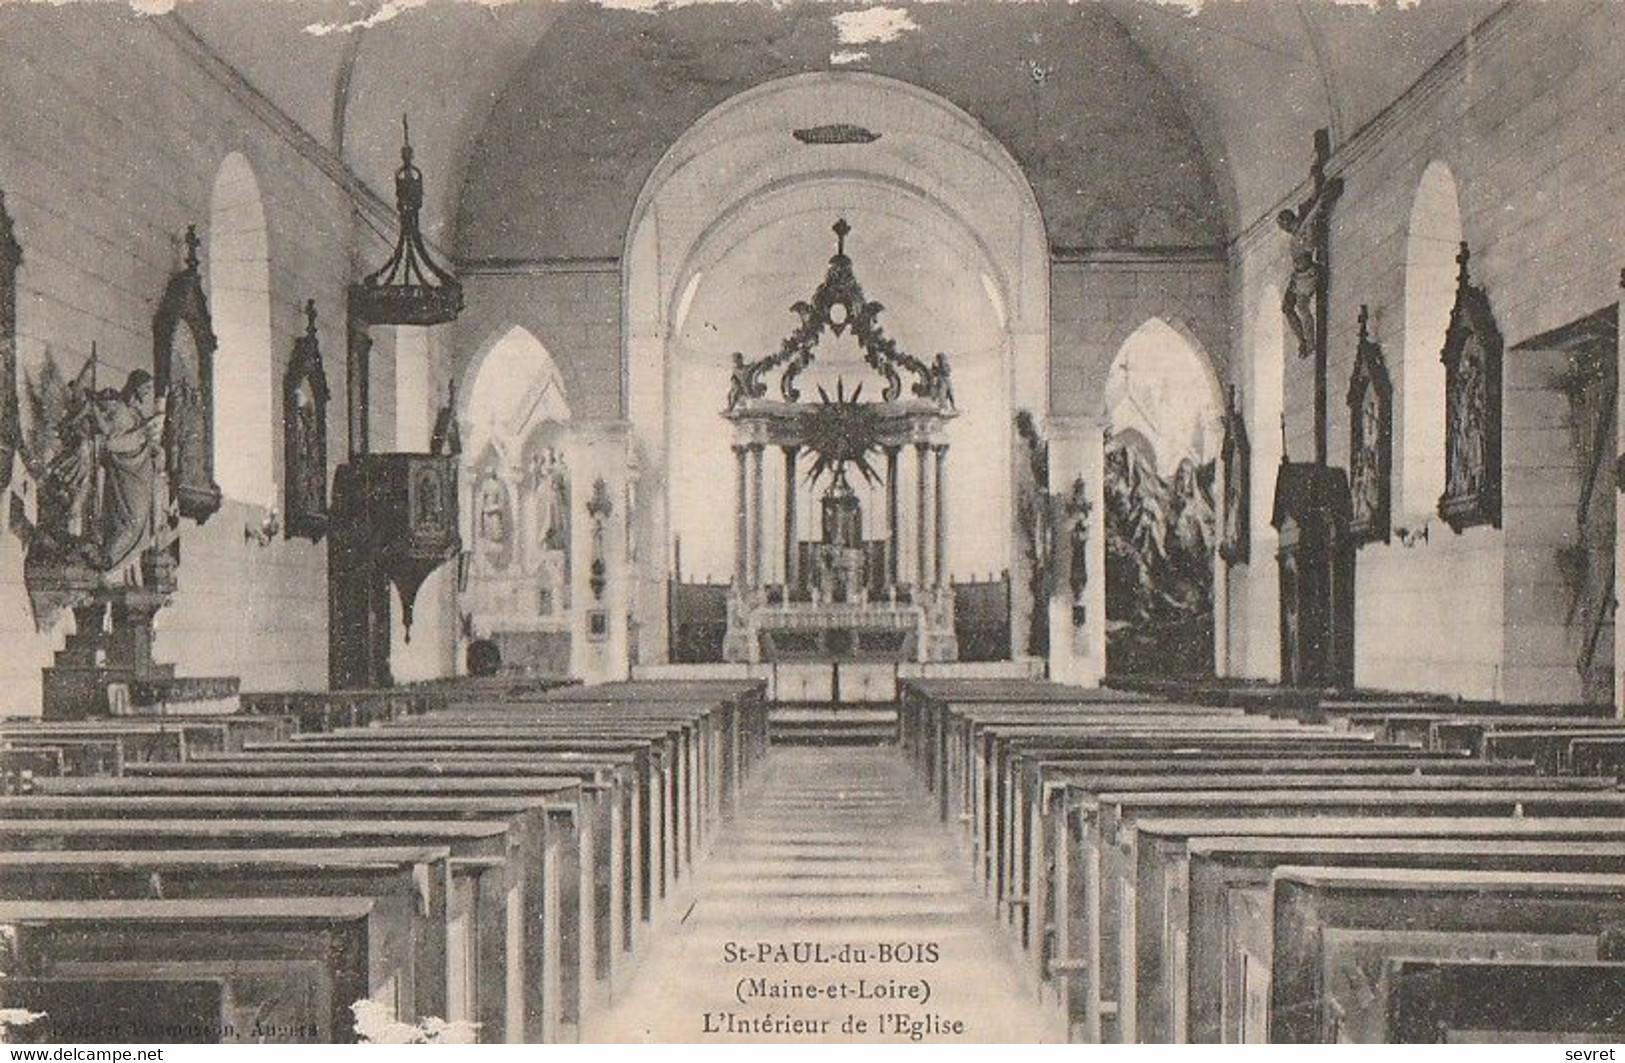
[720,220,959,665]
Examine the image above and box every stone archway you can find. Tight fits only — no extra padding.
[1100,318,1225,677]
[624,72,1050,665]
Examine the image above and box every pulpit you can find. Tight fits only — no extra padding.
[1272,461,1355,688]
[329,119,465,688]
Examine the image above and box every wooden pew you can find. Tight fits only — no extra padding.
[1,747,62,793]
[0,978,228,1043]
[0,846,457,1027]
[285,718,692,881]
[1077,788,1625,1043]
[1025,765,1610,1013]
[1129,823,1625,1042]
[0,734,124,776]
[1269,867,1625,1043]
[1482,725,1625,773]
[0,818,526,1043]
[275,714,704,900]
[239,687,445,732]
[1571,735,1625,776]
[40,767,637,1001]
[1384,959,1625,1042]
[1016,752,1564,964]
[7,782,589,1042]
[0,897,407,1043]
[136,747,654,943]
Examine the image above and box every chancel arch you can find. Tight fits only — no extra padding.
[207,152,274,508]
[1401,160,1463,520]
[626,72,1049,667]
[457,325,574,675]
[1101,317,1223,677]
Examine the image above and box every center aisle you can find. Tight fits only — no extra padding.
[588,746,1066,1043]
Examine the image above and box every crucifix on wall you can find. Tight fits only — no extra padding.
[1277,128,1343,466]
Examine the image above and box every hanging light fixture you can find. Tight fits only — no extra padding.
[352,116,463,326]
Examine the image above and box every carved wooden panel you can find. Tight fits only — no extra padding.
[153,226,221,524]
[1219,384,1250,564]
[283,300,329,542]
[0,190,19,494]
[1346,305,1392,545]
[1437,243,1503,532]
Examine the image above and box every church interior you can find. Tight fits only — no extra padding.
[2,0,1625,1045]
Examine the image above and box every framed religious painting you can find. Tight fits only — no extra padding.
[1346,305,1392,545]
[1218,384,1250,564]
[153,225,222,524]
[283,300,330,542]
[1437,242,1503,532]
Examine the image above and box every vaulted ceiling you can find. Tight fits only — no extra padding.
[174,0,1505,258]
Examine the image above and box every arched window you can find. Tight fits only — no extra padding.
[207,153,274,505]
[1251,285,1285,540]
[465,326,570,453]
[1104,318,1223,476]
[1402,161,1462,517]
[459,326,574,648]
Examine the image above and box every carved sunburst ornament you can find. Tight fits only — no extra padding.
[802,379,884,486]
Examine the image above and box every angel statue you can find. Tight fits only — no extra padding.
[928,352,956,409]
[725,352,765,411]
[38,366,169,575]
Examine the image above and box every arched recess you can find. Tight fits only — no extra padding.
[625,72,1050,664]
[1100,317,1224,677]
[207,153,274,506]
[1402,160,1462,518]
[456,325,574,675]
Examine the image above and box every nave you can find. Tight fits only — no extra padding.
[7,674,1625,1044]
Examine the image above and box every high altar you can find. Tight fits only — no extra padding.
[721,220,959,664]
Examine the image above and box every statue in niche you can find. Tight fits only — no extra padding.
[162,331,209,509]
[282,299,329,542]
[1353,396,1383,517]
[1277,169,1343,360]
[289,381,325,525]
[1345,304,1392,544]
[1449,335,1486,495]
[478,475,508,544]
[474,472,512,575]
[1218,385,1250,564]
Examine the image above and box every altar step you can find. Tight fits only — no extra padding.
[769,703,899,746]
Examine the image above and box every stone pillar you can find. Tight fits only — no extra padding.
[1046,415,1106,687]
[885,445,901,586]
[733,445,749,590]
[914,442,931,589]
[934,444,949,590]
[782,445,799,593]
[749,443,765,590]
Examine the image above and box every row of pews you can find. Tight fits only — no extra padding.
[901,677,1625,1044]
[0,679,768,1043]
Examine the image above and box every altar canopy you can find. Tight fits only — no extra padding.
[721,220,959,663]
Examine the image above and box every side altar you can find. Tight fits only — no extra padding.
[721,220,959,664]
[9,228,239,718]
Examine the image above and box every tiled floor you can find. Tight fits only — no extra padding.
[587,746,1065,1043]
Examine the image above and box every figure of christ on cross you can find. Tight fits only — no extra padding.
[1277,132,1344,365]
